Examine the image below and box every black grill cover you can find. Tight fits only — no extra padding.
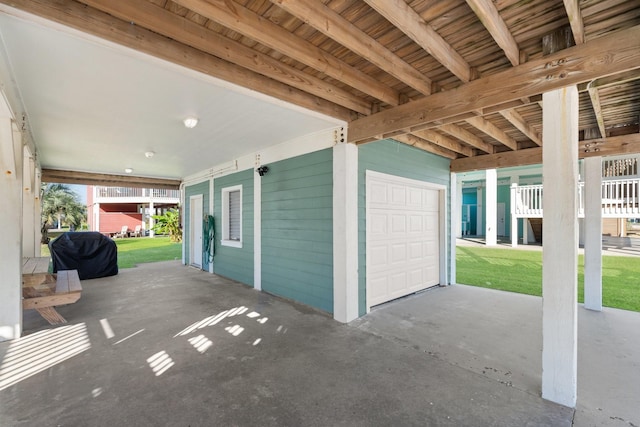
[49,232,118,280]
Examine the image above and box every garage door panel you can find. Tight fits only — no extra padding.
[367,173,442,309]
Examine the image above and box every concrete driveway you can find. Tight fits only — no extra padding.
[1,260,637,426]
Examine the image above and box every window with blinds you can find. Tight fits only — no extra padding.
[228,190,241,241]
[221,185,242,248]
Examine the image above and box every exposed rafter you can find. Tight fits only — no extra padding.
[270,0,432,96]
[465,0,520,66]
[587,86,607,139]
[465,116,518,151]
[42,169,181,189]
[412,129,474,157]
[364,0,473,83]
[439,124,494,154]
[392,134,457,160]
[174,0,399,106]
[499,109,542,146]
[348,26,640,143]
[563,0,585,45]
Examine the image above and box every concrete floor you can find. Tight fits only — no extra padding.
[1,261,638,426]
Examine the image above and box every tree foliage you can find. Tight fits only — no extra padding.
[40,183,87,243]
[152,208,182,243]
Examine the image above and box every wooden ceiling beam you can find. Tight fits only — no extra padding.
[42,169,181,189]
[5,0,352,121]
[348,25,640,143]
[587,87,607,139]
[412,129,474,157]
[392,134,457,160]
[451,133,640,172]
[364,0,472,83]
[439,124,494,154]
[579,70,640,91]
[563,0,585,45]
[270,0,432,96]
[174,0,399,106]
[465,116,518,151]
[79,0,371,115]
[498,109,542,146]
[465,0,520,66]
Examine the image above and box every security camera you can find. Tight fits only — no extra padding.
[256,166,269,176]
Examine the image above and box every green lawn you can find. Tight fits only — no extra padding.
[42,236,182,269]
[456,246,640,312]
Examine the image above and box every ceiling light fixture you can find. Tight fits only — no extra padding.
[124,168,133,174]
[145,151,155,158]
[183,117,198,129]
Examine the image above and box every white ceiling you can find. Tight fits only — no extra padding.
[0,8,343,181]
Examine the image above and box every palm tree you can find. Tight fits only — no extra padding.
[40,183,87,243]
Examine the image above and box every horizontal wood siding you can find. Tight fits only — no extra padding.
[261,149,333,313]
[213,170,254,285]
[359,139,451,316]
[185,181,210,267]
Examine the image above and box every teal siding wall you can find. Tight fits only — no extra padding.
[184,181,210,268]
[358,139,451,316]
[213,170,254,286]
[261,149,333,313]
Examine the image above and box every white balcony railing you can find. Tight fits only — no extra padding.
[512,178,640,219]
[94,186,180,201]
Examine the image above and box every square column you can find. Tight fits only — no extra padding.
[510,180,518,247]
[541,86,579,408]
[584,156,603,311]
[22,147,36,257]
[333,142,358,323]
[0,117,23,341]
[485,169,497,245]
[450,173,458,284]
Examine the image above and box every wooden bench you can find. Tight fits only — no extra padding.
[22,257,83,325]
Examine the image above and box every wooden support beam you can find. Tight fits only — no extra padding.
[563,0,585,45]
[270,0,432,96]
[499,109,542,146]
[174,0,399,106]
[348,25,640,143]
[439,123,494,154]
[80,0,372,115]
[412,129,474,157]
[392,134,457,160]
[465,116,518,151]
[4,0,352,121]
[364,0,472,83]
[41,169,181,189]
[587,87,607,139]
[579,70,640,92]
[465,0,520,66]
[450,133,640,172]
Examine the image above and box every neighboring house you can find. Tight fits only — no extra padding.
[183,131,451,320]
[456,154,640,243]
[86,185,180,236]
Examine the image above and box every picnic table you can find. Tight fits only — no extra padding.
[22,257,83,325]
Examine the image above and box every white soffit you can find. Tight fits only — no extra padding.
[0,9,343,180]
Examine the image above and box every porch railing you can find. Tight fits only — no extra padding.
[512,178,640,219]
[95,186,180,200]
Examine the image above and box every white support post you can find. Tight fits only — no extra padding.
[541,86,579,408]
[584,156,603,311]
[332,142,359,323]
[253,168,262,289]
[149,199,155,238]
[0,116,23,341]
[476,187,483,237]
[34,169,42,256]
[450,173,458,284]
[510,181,518,247]
[455,175,463,238]
[485,169,497,245]
[522,218,529,245]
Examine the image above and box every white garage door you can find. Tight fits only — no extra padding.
[366,171,441,308]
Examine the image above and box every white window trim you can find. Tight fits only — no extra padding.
[221,184,242,248]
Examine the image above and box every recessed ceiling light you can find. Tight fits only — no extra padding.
[145,151,155,158]
[124,168,133,174]
[183,117,198,129]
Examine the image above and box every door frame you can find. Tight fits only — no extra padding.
[189,194,203,269]
[365,170,448,312]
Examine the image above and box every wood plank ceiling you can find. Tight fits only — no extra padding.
[4,0,640,172]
